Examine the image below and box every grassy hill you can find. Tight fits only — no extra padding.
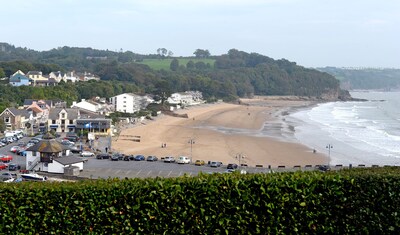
[136,58,215,70]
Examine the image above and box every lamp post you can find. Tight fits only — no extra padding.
[326,144,333,158]
[235,153,245,168]
[188,138,195,163]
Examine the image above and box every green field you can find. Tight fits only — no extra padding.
[136,58,215,70]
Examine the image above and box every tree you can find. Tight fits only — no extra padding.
[193,49,211,58]
[186,60,195,70]
[0,68,5,78]
[157,48,168,58]
[168,51,174,57]
[170,59,179,71]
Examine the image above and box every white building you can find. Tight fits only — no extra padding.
[168,91,204,106]
[109,93,154,114]
[25,134,85,174]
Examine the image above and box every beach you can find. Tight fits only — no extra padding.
[112,97,329,167]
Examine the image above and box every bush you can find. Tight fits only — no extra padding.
[0,167,399,234]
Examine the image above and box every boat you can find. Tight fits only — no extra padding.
[21,173,47,181]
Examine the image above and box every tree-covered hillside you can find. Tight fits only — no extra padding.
[0,42,345,106]
[317,67,400,90]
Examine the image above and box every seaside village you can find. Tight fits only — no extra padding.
[0,70,204,180]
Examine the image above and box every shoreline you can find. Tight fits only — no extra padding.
[112,97,329,167]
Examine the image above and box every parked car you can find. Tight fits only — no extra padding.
[177,156,191,164]
[317,165,330,172]
[10,146,20,153]
[111,154,120,161]
[147,156,158,161]
[0,163,7,170]
[134,155,145,161]
[96,153,111,159]
[1,155,13,163]
[164,156,175,163]
[124,155,131,161]
[227,163,238,169]
[8,163,21,171]
[81,151,95,157]
[195,160,205,166]
[209,161,222,167]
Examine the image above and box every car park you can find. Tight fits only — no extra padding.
[227,163,238,169]
[96,153,111,159]
[146,156,158,161]
[164,156,175,163]
[134,155,145,161]
[177,156,190,164]
[195,160,205,166]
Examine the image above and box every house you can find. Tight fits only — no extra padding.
[78,72,100,82]
[9,70,30,86]
[71,98,113,115]
[109,93,154,114]
[167,91,204,106]
[26,71,49,86]
[23,99,67,109]
[47,108,111,135]
[0,107,33,131]
[47,108,80,133]
[25,133,85,174]
[49,71,67,83]
[65,71,79,83]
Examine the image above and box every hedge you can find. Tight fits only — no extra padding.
[1,167,400,234]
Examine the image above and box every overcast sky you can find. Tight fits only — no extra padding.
[1,0,399,68]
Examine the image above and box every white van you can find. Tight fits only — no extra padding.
[177,156,190,164]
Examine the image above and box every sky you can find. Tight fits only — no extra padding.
[1,0,399,68]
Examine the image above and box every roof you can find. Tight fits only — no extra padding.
[48,108,80,120]
[54,156,86,165]
[26,139,68,153]
[23,99,54,107]
[26,71,42,75]
[9,73,29,82]
[4,108,31,118]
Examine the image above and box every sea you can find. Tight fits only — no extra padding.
[285,91,400,166]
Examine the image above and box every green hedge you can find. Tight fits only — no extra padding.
[1,167,400,234]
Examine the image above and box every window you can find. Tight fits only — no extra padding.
[123,101,126,103]
[61,120,65,125]
[61,113,65,119]
[69,120,73,124]
[52,120,56,124]
[33,151,37,157]
[4,117,10,123]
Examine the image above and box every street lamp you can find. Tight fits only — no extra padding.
[188,138,195,163]
[235,153,246,168]
[326,144,333,158]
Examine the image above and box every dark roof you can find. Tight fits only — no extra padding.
[48,108,80,120]
[43,132,55,139]
[54,156,86,165]
[6,108,31,118]
[26,71,42,75]
[23,99,54,107]
[26,139,67,153]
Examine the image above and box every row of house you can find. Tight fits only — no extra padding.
[9,70,100,87]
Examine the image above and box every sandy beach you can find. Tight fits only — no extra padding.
[112,97,329,167]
